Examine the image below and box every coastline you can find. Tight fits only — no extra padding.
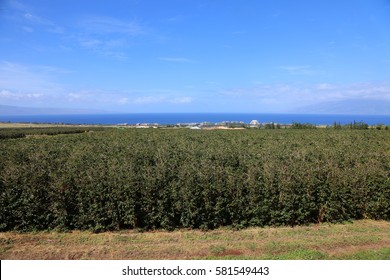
[1,113,390,126]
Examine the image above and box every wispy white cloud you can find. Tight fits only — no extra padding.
[277,65,316,75]
[23,13,46,24]
[315,83,335,90]
[0,62,189,110]
[0,62,132,108]
[22,12,64,33]
[5,1,65,34]
[0,62,66,93]
[73,16,146,60]
[7,0,29,12]
[77,37,129,60]
[134,96,165,104]
[118,97,129,105]
[0,89,44,101]
[66,90,132,105]
[22,26,34,32]
[79,16,144,35]
[78,38,102,48]
[101,51,128,61]
[133,94,194,105]
[167,15,188,22]
[0,61,74,107]
[6,1,143,60]
[159,57,196,63]
[221,81,390,112]
[170,96,193,104]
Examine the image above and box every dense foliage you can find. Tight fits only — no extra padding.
[0,128,389,232]
[291,122,317,129]
[0,126,107,140]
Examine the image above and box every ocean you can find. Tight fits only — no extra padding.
[0,113,389,125]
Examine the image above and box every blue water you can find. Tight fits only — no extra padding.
[0,113,389,125]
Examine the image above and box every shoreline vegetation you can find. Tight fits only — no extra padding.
[1,122,389,259]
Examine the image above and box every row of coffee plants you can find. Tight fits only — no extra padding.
[0,128,389,231]
[0,126,108,139]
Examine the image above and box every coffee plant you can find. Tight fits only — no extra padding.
[0,128,389,231]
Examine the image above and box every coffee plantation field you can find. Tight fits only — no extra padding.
[0,128,389,232]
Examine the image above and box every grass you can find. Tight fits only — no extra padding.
[0,220,389,260]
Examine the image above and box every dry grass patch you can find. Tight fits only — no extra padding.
[0,220,389,260]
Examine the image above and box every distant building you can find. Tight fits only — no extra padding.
[200,122,214,127]
[135,123,159,128]
[250,120,260,127]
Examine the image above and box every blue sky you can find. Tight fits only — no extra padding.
[1,0,390,114]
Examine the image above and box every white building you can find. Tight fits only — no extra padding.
[250,120,260,127]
